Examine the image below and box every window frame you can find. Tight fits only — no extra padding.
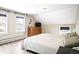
[0,13,8,34]
[59,26,71,35]
[15,16,26,33]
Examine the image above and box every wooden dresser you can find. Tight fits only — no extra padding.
[28,26,41,37]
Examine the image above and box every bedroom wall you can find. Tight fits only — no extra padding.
[0,10,27,42]
[42,24,75,34]
[75,7,79,35]
[34,6,78,35]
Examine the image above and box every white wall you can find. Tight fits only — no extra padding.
[0,10,26,42]
[34,7,78,34]
[42,24,75,35]
[75,7,79,35]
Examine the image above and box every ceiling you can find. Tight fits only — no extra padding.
[0,0,78,14]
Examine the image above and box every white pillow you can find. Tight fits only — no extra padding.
[65,32,77,39]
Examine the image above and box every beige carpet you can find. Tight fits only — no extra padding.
[0,40,32,54]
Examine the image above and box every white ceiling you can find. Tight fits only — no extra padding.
[0,0,78,14]
[36,7,78,24]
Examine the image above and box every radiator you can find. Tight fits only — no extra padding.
[0,35,26,44]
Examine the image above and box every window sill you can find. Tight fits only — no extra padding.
[0,32,8,36]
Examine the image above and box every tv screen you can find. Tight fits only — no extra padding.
[60,27,70,30]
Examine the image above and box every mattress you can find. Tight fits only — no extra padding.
[23,33,65,54]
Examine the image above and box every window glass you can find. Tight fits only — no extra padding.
[0,13,7,34]
[16,16,25,33]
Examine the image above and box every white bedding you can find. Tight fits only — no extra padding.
[23,33,65,54]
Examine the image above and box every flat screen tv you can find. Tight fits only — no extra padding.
[60,27,70,30]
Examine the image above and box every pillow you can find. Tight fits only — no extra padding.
[65,32,77,39]
[64,36,79,48]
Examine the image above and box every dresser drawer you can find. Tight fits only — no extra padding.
[28,27,41,37]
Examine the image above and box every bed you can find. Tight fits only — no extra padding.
[23,33,79,54]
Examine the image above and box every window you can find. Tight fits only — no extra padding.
[0,13,7,34]
[16,16,25,33]
[59,26,71,35]
[60,27,70,30]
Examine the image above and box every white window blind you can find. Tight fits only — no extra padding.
[16,16,25,33]
[0,13,7,34]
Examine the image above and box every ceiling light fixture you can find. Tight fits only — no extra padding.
[43,8,47,10]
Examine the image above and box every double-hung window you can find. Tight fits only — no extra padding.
[0,13,7,34]
[16,16,25,33]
